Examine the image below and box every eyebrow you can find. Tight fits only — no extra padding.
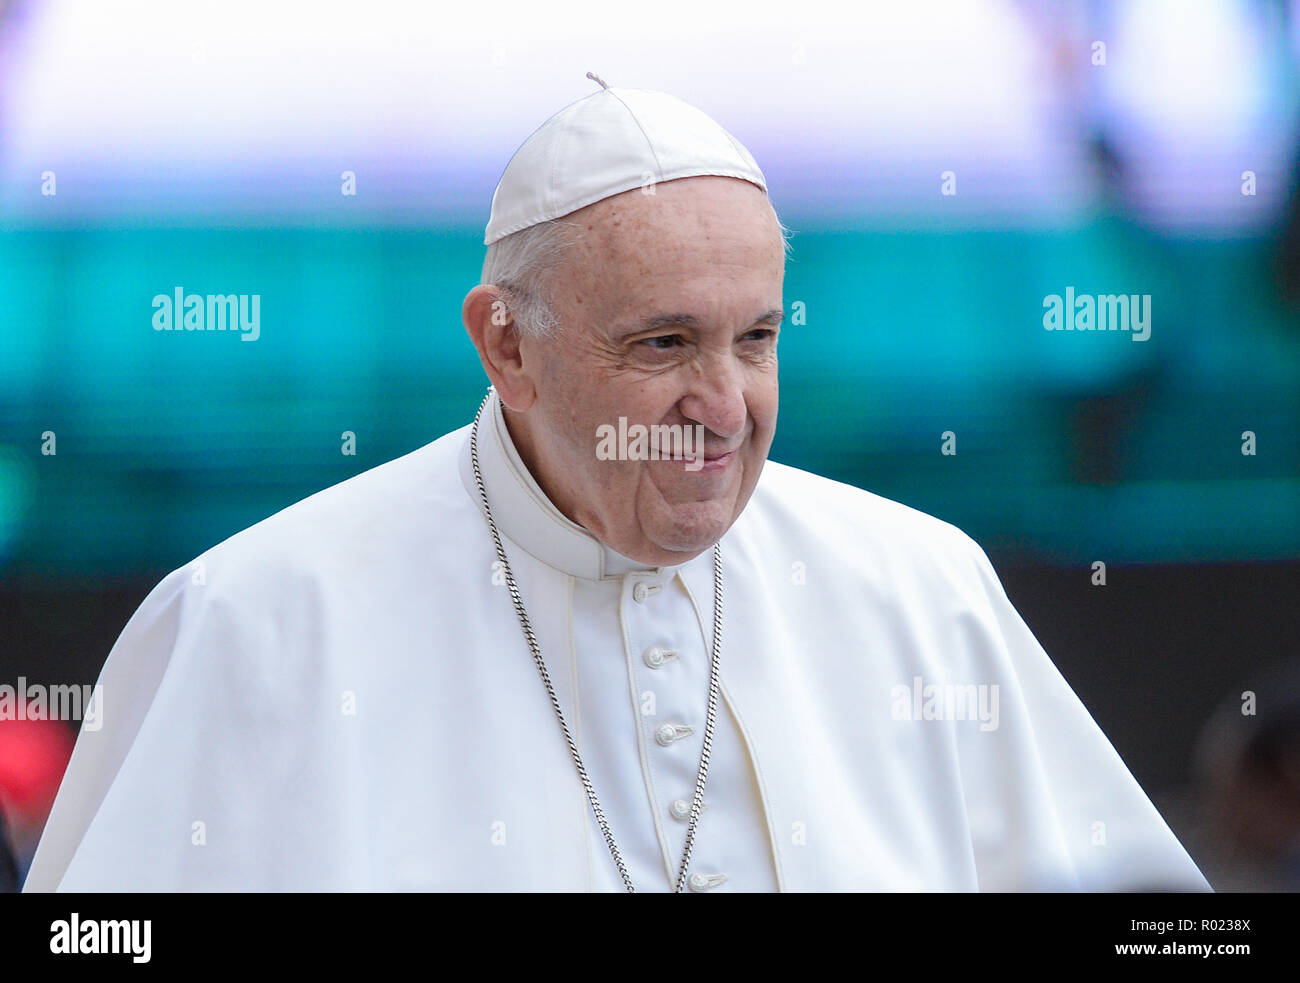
[633,309,785,334]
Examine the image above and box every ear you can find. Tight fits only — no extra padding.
[462,284,538,412]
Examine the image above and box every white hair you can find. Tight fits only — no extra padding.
[480,219,584,339]
[480,205,794,339]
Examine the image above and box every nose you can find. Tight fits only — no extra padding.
[677,351,748,442]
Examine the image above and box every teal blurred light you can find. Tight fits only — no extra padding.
[0,445,35,565]
[1,223,1296,575]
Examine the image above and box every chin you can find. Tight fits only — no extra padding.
[647,501,734,554]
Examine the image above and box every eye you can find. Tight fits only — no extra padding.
[742,328,777,343]
[642,335,682,350]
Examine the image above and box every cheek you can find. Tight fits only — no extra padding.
[750,380,779,429]
[540,364,598,432]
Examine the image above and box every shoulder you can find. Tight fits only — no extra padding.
[742,457,993,579]
[131,424,478,643]
[190,424,473,587]
[105,424,481,694]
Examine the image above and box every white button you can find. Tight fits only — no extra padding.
[670,798,707,820]
[655,722,694,746]
[643,646,678,669]
[688,872,727,892]
[631,581,661,603]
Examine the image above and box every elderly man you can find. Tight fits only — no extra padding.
[24,79,1209,892]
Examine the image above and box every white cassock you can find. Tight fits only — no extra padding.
[24,389,1210,892]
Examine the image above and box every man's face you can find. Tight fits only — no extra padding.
[506,175,785,567]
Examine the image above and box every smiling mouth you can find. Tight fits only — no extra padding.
[683,449,735,473]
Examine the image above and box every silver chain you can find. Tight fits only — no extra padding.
[468,389,724,893]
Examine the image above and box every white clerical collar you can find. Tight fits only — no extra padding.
[458,387,694,582]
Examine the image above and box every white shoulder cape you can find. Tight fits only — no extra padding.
[24,420,1211,891]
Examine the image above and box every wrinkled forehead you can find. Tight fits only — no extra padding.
[553,181,785,333]
[565,178,785,289]
[586,176,775,242]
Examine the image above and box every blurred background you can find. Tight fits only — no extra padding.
[0,0,1297,890]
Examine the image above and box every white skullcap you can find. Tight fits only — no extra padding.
[484,74,767,245]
